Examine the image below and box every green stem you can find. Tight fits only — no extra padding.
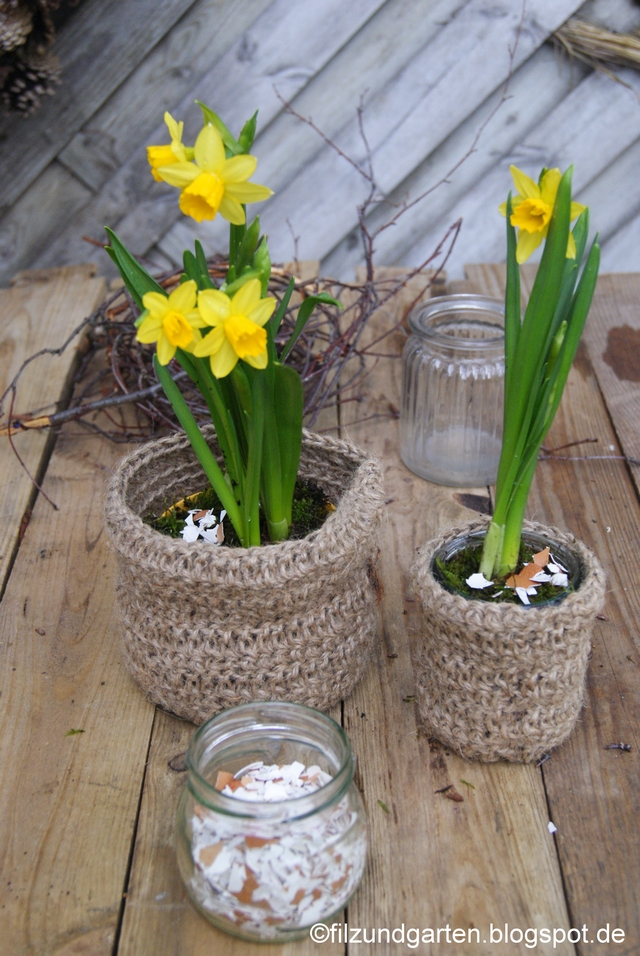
[153,356,244,545]
[498,453,538,576]
[244,371,266,547]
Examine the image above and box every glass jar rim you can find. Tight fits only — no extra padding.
[186,701,355,821]
[431,527,582,608]
[408,294,505,349]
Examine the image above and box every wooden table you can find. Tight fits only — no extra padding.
[0,263,638,956]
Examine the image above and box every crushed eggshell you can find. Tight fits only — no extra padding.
[189,760,366,937]
[533,547,550,567]
[466,572,494,590]
[181,508,227,544]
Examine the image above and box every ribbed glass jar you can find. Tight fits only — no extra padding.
[176,702,367,942]
[400,294,505,486]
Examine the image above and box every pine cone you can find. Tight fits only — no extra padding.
[1,46,60,114]
[0,2,33,52]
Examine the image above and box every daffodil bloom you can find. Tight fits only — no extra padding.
[193,279,276,378]
[499,165,586,263]
[155,123,273,224]
[147,112,195,182]
[136,280,206,365]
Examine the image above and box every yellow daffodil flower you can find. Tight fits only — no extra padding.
[136,280,206,365]
[193,279,276,378]
[499,165,586,264]
[147,112,194,182]
[155,123,273,224]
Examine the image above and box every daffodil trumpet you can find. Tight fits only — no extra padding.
[479,165,600,580]
[106,104,340,547]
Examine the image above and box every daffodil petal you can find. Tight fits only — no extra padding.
[539,167,561,206]
[142,291,170,319]
[220,154,257,183]
[224,182,273,203]
[136,313,163,342]
[164,112,182,142]
[516,228,543,264]
[209,337,239,378]
[193,325,226,357]
[168,279,197,314]
[566,232,577,259]
[218,194,246,225]
[157,162,200,187]
[510,165,539,200]
[570,201,586,221]
[185,308,207,328]
[182,327,202,351]
[231,279,262,316]
[194,124,225,172]
[247,297,276,328]
[243,350,268,370]
[198,289,231,326]
[156,334,176,366]
[498,200,508,218]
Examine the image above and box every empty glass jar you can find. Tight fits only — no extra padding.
[400,294,505,486]
[176,701,367,942]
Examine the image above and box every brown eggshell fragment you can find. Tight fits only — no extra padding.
[215,770,235,791]
[199,842,223,867]
[533,547,550,567]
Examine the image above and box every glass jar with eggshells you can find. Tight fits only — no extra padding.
[176,701,368,941]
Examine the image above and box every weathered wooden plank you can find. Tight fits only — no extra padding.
[0,418,156,952]
[0,265,104,594]
[0,163,91,287]
[466,263,640,954]
[250,0,584,265]
[580,273,640,478]
[0,0,199,211]
[405,68,640,279]
[34,0,390,275]
[159,0,470,265]
[600,215,640,273]
[58,0,273,192]
[322,42,587,281]
[340,268,574,955]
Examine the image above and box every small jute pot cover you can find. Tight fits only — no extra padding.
[411,517,606,763]
[104,427,385,724]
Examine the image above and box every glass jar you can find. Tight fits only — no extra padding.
[432,527,582,607]
[400,294,505,486]
[176,701,367,942]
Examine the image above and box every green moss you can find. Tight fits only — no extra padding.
[434,540,573,606]
[144,479,333,547]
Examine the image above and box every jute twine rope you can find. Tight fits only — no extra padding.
[104,427,385,724]
[411,517,606,763]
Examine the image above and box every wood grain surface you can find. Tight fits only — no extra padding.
[0,420,155,954]
[0,265,105,593]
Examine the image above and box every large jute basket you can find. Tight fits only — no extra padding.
[411,517,606,763]
[104,427,385,724]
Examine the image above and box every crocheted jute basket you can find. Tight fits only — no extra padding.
[411,517,606,763]
[104,427,385,724]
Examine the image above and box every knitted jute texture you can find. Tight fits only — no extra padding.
[411,517,606,763]
[104,427,385,724]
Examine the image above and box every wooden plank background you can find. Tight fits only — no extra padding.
[1,0,640,288]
